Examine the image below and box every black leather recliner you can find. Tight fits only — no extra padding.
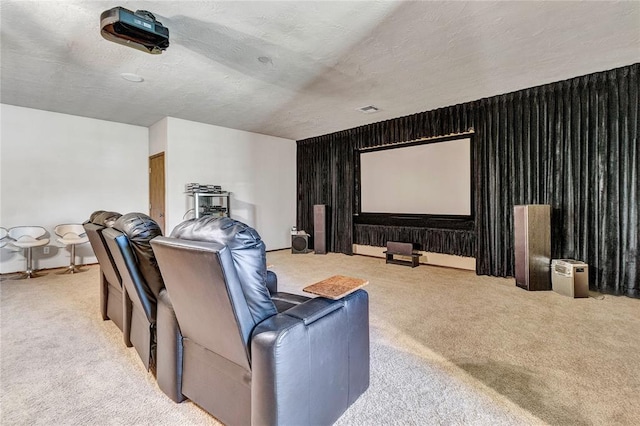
[102,213,163,370]
[151,216,370,426]
[84,211,127,336]
[101,212,182,402]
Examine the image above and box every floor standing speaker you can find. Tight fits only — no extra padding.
[313,204,327,254]
[514,204,551,291]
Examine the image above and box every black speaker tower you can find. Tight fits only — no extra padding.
[313,204,327,254]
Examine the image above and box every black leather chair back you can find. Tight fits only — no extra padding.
[102,213,164,370]
[153,239,252,371]
[153,216,277,368]
[103,228,155,323]
[170,216,277,325]
[113,213,164,300]
[84,223,120,288]
[84,211,123,289]
[83,210,124,331]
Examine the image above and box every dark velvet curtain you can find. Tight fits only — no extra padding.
[297,131,356,254]
[297,138,330,242]
[354,225,474,257]
[297,63,639,297]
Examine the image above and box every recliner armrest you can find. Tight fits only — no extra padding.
[270,292,310,313]
[284,296,343,325]
[266,270,278,294]
[250,290,369,426]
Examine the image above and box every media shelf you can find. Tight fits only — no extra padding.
[187,191,231,219]
[383,241,421,267]
[383,251,422,268]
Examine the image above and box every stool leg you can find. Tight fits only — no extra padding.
[70,244,77,272]
[69,244,83,273]
[58,244,85,274]
[15,247,45,279]
[26,247,33,275]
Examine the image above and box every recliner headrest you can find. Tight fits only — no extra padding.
[92,211,122,228]
[171,216,263,250]
[114,212,164,298]
[88,210,106,224]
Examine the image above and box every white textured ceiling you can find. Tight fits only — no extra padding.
[1,1,639,140]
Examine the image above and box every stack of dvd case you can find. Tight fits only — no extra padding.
[186,183,223,193]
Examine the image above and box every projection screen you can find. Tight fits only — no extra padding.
[359,137,472,216]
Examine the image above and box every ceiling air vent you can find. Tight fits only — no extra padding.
[357,105,379,114]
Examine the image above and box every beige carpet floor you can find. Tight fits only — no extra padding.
[1,250,639,425]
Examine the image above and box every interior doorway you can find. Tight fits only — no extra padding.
[149,152,165,232]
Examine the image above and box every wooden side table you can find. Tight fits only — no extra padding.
[303,275,369,300]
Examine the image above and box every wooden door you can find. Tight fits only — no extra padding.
[149,153,165,232]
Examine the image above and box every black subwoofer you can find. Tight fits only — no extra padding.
[291,234,309,254]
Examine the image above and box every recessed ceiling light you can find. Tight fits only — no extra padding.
[357,105,379,113]
[120,72,144,82]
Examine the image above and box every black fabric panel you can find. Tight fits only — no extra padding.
[296,139,331,245]
[330,133,355,254]
[354,225,474,258]
[297,63,639,298]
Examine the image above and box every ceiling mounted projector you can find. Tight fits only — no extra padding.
[100,7,169,54]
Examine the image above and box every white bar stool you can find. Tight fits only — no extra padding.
[55,224,89,274]
[8,226,50,279]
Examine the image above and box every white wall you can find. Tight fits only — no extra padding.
[163,117,296,250]
[149,117,168,156]
[0,105,148,273]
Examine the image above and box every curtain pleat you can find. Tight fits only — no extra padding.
[330,132,355,254]
[297,63,639,297]
[354,225,474,257]
[296,139,331,238]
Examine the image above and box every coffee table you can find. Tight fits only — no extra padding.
[303,275,369,300]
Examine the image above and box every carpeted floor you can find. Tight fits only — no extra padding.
[1,250,639,425]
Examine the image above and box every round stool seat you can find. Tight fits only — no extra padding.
[12,236,50,248]
[57,233,89,245]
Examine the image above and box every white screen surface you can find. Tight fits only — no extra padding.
[359,138,471,215]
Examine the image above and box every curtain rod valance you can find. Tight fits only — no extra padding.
[357,130,475,152]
